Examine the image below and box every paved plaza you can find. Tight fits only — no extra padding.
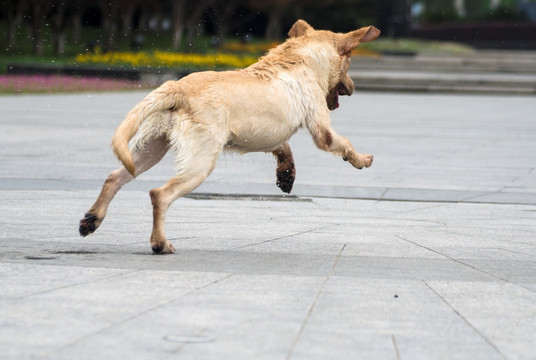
[0,90,535,359]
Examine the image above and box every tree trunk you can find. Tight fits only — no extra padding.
[185,23,195,49]
[30,2,48,55]
[185,22,205,50]
[171,0,187,51]
[7,15,16,49]
[121,5,136,41]
[99,0,119,52]
[53,32,66,55]
[5,0,27,49]
[72,12,82,45]
[215,2,234,43]
[172,0,212,51]
[172,27,184,51]
[391,0,411,37]
[51,1,68,56]
[5,0,15,48]
[105,18,117,51]
[265,8,283,41]
[31,28,44,55]
[138,11,150,32]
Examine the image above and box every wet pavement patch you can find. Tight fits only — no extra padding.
[162,335,215,344]
[53,250,99,255]
[24,255,58,260]
[186,192,312,202]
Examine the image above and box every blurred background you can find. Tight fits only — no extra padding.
[1,0,535,93]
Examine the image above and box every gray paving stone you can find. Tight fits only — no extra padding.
[291,278,505,360]
[0,91,535,359]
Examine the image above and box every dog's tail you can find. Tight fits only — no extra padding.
[111,82,184,176]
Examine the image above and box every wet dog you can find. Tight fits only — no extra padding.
[79,20,380,254]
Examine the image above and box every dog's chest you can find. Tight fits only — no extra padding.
[276,72,319,124]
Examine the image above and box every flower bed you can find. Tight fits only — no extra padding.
[0,74,148,93]
[73,51,258,70]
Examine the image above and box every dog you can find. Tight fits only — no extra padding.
[79,20,380,254]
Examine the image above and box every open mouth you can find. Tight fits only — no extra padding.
[326,82,352,111]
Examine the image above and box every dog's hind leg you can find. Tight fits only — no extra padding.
[149,149,220,254]
[79,135,169,237]
[272,142,295,194]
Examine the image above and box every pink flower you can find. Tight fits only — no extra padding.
[0,75,150,93]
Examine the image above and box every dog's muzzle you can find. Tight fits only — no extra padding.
[326,81,353,111]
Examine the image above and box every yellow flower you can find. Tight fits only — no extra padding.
[74,51,257,69]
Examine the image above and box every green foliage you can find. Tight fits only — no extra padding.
[414,0,530,23]
[415,0,461,23]
[465,0,492,19]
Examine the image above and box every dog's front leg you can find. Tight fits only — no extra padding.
[272,142,295,193]
[310,118,373,169]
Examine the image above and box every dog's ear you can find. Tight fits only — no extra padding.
[338,26,380,56]
[288,19,313,38]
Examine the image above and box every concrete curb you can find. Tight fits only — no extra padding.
[350,51,536,95]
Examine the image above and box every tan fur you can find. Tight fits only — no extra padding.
[79,20,380,254]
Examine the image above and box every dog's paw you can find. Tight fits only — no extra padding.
[151,240,175,254]
[276,169,295,194]
[362,154,373,168]
[79,213,99,237]
[352,154,373,169]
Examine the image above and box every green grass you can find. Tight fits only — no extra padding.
[0,56,69,75]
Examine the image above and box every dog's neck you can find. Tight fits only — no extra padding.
[245,39,333,96]
[245,41,304,80]
[295,42,335,95]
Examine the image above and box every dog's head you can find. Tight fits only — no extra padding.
[288,20,380,111]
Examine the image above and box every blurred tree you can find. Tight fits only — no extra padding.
[248,0,297,40]
[29,0,52,55]
[294,0,376,33]
[465,0,492,19]
[50,1,66,55]
[71,0,89,46]
[291,0,330,25]
[98,0,120,51]
[136,1,159,34]
[376,0,410,36]
[207,0,247,43]
[416,0,460,22]
[118,0,142,44]
[50,0,71,55]
[170,0,213,51]
[3,0,28,49]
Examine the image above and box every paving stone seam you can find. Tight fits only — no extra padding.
[286,244,347,360]
[391,334,401,360]
[7,269,141,302]
[44,273,234,357]
[395,235,536,295]
[423,280,508,360]
[229,224,338,251]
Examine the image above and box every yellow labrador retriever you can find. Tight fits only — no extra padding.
[79,20,380,254]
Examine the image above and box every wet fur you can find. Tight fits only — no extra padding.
[79,20,380,254]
